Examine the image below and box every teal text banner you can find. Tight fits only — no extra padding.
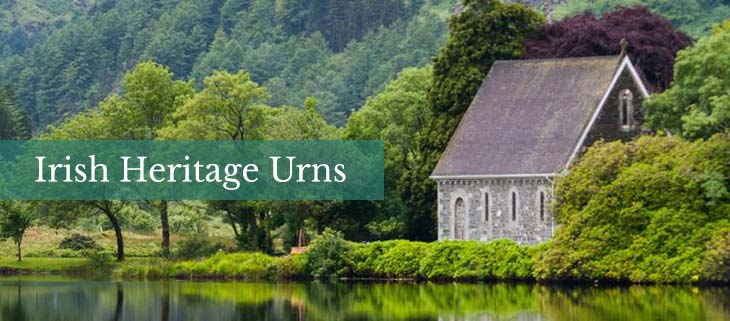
[0,140,384,200]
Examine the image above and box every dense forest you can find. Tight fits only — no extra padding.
[0,0,451,127]
[0,0,729,284]
[1,0,728,129]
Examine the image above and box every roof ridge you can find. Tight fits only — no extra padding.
[494,55,621,64]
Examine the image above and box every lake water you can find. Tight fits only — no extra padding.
[0,277,728,321]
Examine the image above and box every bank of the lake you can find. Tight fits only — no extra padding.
[2,238,726,285]
[2,229,727,285]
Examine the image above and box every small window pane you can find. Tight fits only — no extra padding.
[484,193,489,221]
[511,192,517,221]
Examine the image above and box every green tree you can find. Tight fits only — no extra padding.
[159,70,275,252]
[44,102,130,261]
[345,66,433,239]
[115,61,193,257]
[0,86,32,139]
[645,21,730,139]
[401,0,545,240]
[159,70,271,140]
[0,201,33,262]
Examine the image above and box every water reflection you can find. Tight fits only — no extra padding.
[0,278,727,321]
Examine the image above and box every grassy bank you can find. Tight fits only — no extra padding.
[0,257,88,274]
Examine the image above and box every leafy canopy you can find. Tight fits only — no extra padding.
[538,135,730,283]
[645,21,730,139]
[524,6,692,91]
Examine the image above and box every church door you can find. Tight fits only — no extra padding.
[454,198,466,239]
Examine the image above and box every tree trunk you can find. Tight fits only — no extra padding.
[159,200,170,257]
[16,240,21,262]
[226,210,239,238]
[104,210,125,261]
[248,213,258,250]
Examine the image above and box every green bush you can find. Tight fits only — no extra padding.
[174,237,227,259]
[702,225,730,282]
[347,241,400,277]
[418,241,468,279]
[374,240,428,278]
[58,234,101,251]
[271,255,306,279]
[86,251,112,270]
[537,135,730,283]
[304,228,353,278]
[453,240,537,280]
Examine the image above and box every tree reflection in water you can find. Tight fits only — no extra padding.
[0,279,726,321]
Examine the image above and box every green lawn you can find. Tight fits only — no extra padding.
[0,257,88,272]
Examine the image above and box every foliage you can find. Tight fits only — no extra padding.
[0,201,33,261]
[158,70,269,140]
[702,226,730,282]
[524,6,692,91]
[402,0,545,240]
[0,86,31,139]
[174,238,228,260]
[0,0,452,127]
[85,250,112,270]
[551,0,730,39]
[303,228,353,278]
[537,135,730,283]
[325,238,537,280]
[172,252,279,280]
[58,234,101,251]
[645,21,730,139]
[345,66,432,240]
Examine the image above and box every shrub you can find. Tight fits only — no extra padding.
[538,135,730,283]
[304,228,353,278]
[59,234,101,251]
[702,225,730,282]
[174,238,227,259]
[418,241,468,279]
[86,251,112,270]
[271,255,306,279]
[453,240,536,280]
[374,240,429,278]
[347,241,400,277]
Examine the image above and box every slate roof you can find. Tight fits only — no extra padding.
[432,56,623,177]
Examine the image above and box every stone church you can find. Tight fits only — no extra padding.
[431,53,649,244]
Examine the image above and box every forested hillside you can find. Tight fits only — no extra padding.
[0,0,453,128]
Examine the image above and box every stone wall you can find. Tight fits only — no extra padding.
[436,177,556,245]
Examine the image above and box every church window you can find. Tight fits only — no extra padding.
[540,191,545,221]
[619,89,634,131]
[484,193,489,221]
[511,192,517,221]
[454,198,466,239]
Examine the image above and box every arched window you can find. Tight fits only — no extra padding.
[538,191,545,221]
[511,192,517,221]
[619,89,634,131]
[454,198,466,239]
[484,192,489,221]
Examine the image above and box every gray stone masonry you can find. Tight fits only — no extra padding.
[436,177,555,245]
